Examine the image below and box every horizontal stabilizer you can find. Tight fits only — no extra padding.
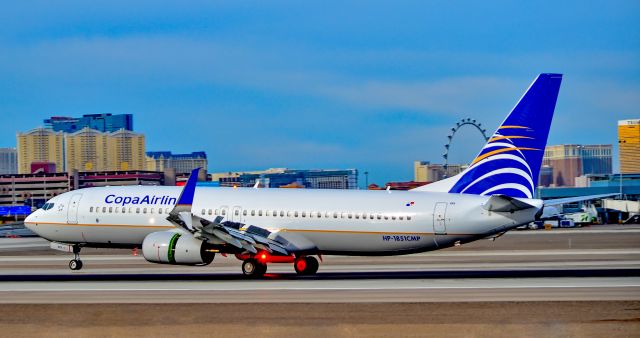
[483,194,538,212]
[543,193,620,206]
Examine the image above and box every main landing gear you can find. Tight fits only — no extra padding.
[242,258,267,277]
[294,256,319,275]
[69,245,83,271]
[239,255,319,277]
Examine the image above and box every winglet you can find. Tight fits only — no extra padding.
[176,168,200,207]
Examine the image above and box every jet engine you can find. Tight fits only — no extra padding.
[142,231,215,265]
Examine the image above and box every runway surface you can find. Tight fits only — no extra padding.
[0,225,638,304]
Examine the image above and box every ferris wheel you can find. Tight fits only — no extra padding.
[443,118,489,177]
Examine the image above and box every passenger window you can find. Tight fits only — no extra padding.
[221,209,226,216]
[207,209,212,215]
[136,207,140,214]
[273,211,277,217]
[302,211,306,217]
[251,210,256,216]
[266,210,271,216]
[143,208,147,214]
[348,213,352,219]
[384,215,389,220]
[243,210,247,216]
[258,210,263,216]
[287,211,292,217]
[355,214,360,219]
[280,211,284,217]
[294,211,299,217]
[102,207,107,213]
[333,212,338,219]
[362,213,367,219]
[201,209,205,215]
[108,207,112,213]
[158,208,162,214]
[214,209,219,215]
[370,214,374,220]
[235,210,239,216]
[407,216,412,221]
[150,208,154,214]
[129,207,133,213]
[122,207,126,213]
[399,216,404,220]
[391,216,396,220]
[90,207,93,212]
[377,214,382,220]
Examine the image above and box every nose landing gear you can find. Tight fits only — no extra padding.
[69,245,83,271]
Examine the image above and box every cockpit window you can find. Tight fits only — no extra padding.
[41,203,55,210]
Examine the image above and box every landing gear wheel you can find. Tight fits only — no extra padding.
[242,259,267,277]
[69,259,83,270]
[294,256,319,275]
[69,245,83,270]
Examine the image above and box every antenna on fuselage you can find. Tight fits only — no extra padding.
[386,186,391,194]
[253,180,260,189]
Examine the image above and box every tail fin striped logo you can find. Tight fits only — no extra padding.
[447,73,563,199]
[450,127,539,198]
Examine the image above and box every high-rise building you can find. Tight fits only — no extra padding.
[16,128,65,174]
[0,148,17,175]
[65,127,109,172]
[542,144,612,187]
[619,119,640,174]
[64,128,146,172]
[44,114,133,133]
[146,151,208,174]
[414,161,466,183]
[107,129,146,171]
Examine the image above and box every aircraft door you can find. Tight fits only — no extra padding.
[67,193,83,224]
[231,206,243,222]
[433,202,447,234]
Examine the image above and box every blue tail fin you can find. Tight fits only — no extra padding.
[414,73,562,198]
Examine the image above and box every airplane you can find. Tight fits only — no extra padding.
[26,73,584,277]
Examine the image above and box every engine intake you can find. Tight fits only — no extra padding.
[142,231,215,265]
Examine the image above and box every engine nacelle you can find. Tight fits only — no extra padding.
[142,231,215,265]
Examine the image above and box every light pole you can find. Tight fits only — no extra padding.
[364,171,369,189]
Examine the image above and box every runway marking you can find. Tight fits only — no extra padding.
[1,249,638,261]
[1,285,639,293]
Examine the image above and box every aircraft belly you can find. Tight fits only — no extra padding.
[29,223,163,245]
[284,229,435,253]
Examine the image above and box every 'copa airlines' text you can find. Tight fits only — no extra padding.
[104,194,177,206]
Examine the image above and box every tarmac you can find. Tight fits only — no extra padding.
[0,225,638,304]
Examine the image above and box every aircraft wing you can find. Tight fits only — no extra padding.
[543,193,620,207]
[166,168,290,255]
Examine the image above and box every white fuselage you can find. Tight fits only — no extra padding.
[25,186,541,255]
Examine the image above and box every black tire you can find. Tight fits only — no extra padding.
[294,256,319,275]
[242,259,265,277]
[69,259,82,271]
[256,262,268,275]
[304,256,319,275]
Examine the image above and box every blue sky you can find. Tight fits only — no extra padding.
[1,1,638,184]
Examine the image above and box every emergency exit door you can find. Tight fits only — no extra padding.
[433,202,447,234]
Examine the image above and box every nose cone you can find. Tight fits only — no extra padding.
[24,210,38,231]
